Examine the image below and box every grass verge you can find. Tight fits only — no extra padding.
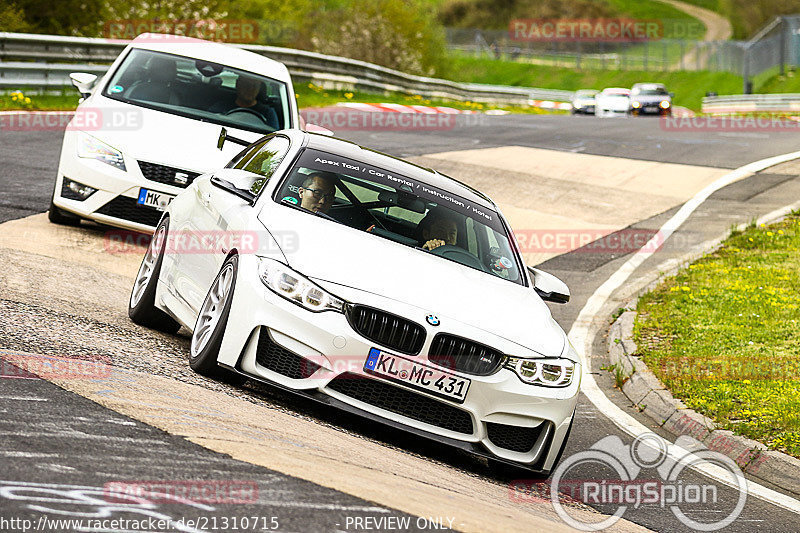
[446,54,744,110]
[634,214,800,457]
[0,85,561,115]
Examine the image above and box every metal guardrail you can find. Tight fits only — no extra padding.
[702,93,800,113]
[0,32,574,105]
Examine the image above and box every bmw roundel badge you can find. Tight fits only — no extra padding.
[426,314,440,326]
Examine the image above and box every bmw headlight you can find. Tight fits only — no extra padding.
[632,101,641,108]
[257,257,345,313]
[659,100,671,109]
[77,133,126,171]
[506,357,575,387]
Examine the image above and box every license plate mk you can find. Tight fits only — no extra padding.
[364,348,470,403]
[137,188,174,211]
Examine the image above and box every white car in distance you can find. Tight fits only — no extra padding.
[595,87,631,118]
[49,33,299,232]
[128,129,582,477]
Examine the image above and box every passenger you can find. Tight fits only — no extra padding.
[417,207,458,251]
[298,172,338,214]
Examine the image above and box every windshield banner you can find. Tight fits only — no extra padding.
[296,149,503,232]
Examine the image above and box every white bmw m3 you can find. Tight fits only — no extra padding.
[129,129,581,476]
[49,33,298,232]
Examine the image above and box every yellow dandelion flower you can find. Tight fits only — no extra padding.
[767,231,773,236]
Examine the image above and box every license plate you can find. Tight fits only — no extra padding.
[645,106,658,111]
[364,348,471,403]
[137,188,174,211]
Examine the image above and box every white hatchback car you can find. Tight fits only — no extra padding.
[49,33,298,232]
[595,87,631,117]
[128,129,582,476]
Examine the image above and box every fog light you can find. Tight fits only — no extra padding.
[62,177,97,200]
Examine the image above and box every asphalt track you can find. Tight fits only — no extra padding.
[2,114,800,532]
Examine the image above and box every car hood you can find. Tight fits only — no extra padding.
[598,96,630,110]
[259,204,567,357]
[78,96,264,174]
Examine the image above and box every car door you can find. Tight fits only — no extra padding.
[176,135,292,314]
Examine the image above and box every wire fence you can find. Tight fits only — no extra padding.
[447,17,800,81]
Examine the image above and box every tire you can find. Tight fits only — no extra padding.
[48,200,81,226]
[128,216,181,334]
[188,254,246,384]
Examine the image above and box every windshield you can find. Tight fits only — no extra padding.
[632,87,668,96]
[275,149,524,285]
[103,48,292,134]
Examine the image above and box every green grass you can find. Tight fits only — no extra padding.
[634,214,800,458]
[606,0,700,26]
[755,67,800,94]
[445,54,743,110]
[293,82,557,113]
[0,85,560,115]
[0,91,81,110]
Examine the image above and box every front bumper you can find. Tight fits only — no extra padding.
[211,255,581,472]
[52,130,192,233]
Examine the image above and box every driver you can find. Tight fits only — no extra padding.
[210,75,275,125]
[417,207,458,251]
[298,172,337,214]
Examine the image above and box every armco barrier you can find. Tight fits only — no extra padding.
[0,32,574,106]
[702,93,800,114]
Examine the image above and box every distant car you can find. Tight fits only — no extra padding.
[595,88,631,118]
[570,90,598,115]
[128,129,581,478]
[630,83,672,116]
[49,33,299,233]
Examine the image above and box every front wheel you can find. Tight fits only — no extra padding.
[48,200,81,226]
[128,217,181,334]
[189,254,245,384]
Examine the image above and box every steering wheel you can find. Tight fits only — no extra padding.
[224,107,268,123]
[428,245,486,271]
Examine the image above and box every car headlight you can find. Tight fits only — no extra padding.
[505,357,575,387]
[659,100,671,108]
[77,133,126,171]
[631,101,641,108]
[257,257,346,313]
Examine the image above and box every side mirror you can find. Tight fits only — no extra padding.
[210,169,261,203]
[528,267,570,304]
[669,92,675,98]
[70,72,98,98]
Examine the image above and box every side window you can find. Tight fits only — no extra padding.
[235,136,290,195]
